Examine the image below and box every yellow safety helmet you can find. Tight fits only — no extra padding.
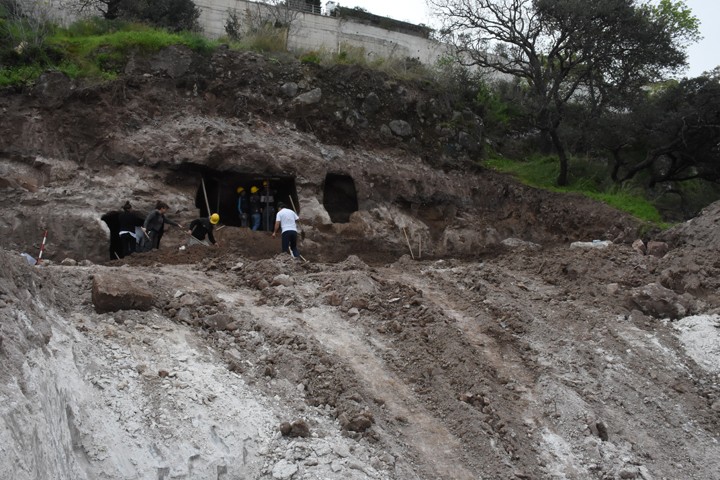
[210,213,220,225]
[236,186,244,193]
[251,186,259,193]
[262,180,269,186]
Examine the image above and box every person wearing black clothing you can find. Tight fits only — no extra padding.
[249,186,262,231]
[117,201,144,257]
[260,180,276,232]
[141,200,183,251]
[236,187,249,227]
[188,213,219,246]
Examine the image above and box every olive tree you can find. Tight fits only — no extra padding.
[60,0,125,19]
[429,0,700,185]
[246,0,301,31]
[235,0,302,50]
[120,0,200,32]
[61,0,200,31]
[599,75,720,187]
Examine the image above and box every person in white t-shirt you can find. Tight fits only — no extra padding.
[272,202,300,258]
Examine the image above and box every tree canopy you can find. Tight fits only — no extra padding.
[429,0,700,185]
[62,0,200,32]
[599,75,720,187]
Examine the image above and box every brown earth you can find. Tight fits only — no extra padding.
[0,47,719,480]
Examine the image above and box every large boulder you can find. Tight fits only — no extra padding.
[91,272,155,313]
[624,283,696,320]
[292,88,322,105]
[646,241,669,258]
[388,120,412,137]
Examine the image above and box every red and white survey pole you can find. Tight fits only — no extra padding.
[37,229,48,265]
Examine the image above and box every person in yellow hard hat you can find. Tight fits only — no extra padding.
[236,186,248,227]
[187,213,219,246]
[249,186,262,231]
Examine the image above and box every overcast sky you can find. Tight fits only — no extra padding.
[335,0,718,78]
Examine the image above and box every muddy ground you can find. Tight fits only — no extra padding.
[1,47,719,480]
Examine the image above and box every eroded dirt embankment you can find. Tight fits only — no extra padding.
[0,46,640,264]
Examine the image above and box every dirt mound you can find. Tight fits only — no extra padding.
[660,200,720,248]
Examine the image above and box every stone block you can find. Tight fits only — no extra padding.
[91,273,154,313]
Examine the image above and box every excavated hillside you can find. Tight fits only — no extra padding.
[1,46,719,480]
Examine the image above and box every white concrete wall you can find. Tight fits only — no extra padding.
[291,12,452,64]
[29,0,455,67]
[195,0,249,38]
[194,0,452,65]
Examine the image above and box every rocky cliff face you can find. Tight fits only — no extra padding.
[0,46,638,263]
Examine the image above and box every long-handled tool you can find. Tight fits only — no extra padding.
[138,226,152,251]
[289,246,308,263]
[402,227,415,259]
[285,196,308,262]
[185,228,210,247]
[37,229,48,265]
[201,177,212,218]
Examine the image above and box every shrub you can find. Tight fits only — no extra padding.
[225,9,241,41]
[0,0,59,68]
[61,17,129,37]
[333,44,366,66]
[378,56,428,81]
[118,0,201,33]
[300,50,320,65]
[0,63,42,86]
[239,25,286,53]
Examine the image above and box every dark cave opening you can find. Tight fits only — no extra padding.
[323,173,358,223]
[100,211,123,260]
[195,172,298,230]
[98,169,299,259]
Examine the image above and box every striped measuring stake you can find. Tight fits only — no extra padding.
[37,229,48,265]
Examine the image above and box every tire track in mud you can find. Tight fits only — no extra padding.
[288,260,540,478]
[379,262,552,477]
[236,280,478,480]
[296,306,478,480]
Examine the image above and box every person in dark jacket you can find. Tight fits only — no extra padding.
[141,200,183,251]
[187,213,219,246]
[249,186,262,231]
[260,180,276,232]
[236,187,249,227]
[117,201,144,257]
